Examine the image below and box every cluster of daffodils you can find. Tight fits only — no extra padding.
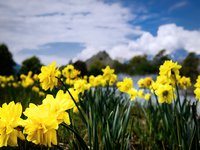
[116,60,193,103]
[38,62,153,102]
[38,62,117,93]
[137,60,191,104]
[0,63,120,148]
[20,71,34,88]
[117,78,138,100]
[23,90,75,147]
[0,90,76,147]
[37,60,194,104]
[89,66,117,87]
[21,72,45,96]
[0,75,18,88]
[62,65,80,85]
[137,77,153,100]
[153,60,192,103]
[116,75,153,101]
[151,60,181,103]
[0,71,45,97]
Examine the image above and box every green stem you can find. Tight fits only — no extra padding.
[175,115,181,150]
[61,123,89,150]
[66,88,87,126]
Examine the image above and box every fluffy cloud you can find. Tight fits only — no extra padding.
[0,0,142,64]
[77,23,200,61]
[0,0,200,65]
[128,24,200,54]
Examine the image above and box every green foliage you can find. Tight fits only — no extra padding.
[82,87,131,150]
[153,49,169,66]
[113,50,170,75]
[0,44,16,75]
[181,52,199,82]
[113,60,129,74]
[0,86,44,108]
[131,86,200,150]
[88,60,105,76]
[19,56,42,75]
[63,86,132,150]
[128,55,155,75]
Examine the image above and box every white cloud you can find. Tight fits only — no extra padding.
[106,24,200,60]
[0,0,142,64]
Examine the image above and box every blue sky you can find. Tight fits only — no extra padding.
[0,0,200,65]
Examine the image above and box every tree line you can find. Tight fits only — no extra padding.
[112,49,199,82]
[0,44,199,82]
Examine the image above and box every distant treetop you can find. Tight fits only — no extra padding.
[0,44,16,75]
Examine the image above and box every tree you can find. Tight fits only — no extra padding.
[153,50,169,64]
[113,60,129,74]
[88,60,105,76]
[0,44,16,75]
[181,52,199,82]
[128,55,154,75]
[19,56,42,75]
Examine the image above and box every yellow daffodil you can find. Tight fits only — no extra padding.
[89,75,95,86]
[194,75,200,88]
[138,89,144,98]
[128,88,138,101]
[20,71,34,88]
[23,103,58,147]
[12,82,19,88]
[144,93,151,101]
[67,88,79,102]
[194,88,200,101]
[117,78,133,93]
[39,91,45,97]
[0,101,25,147]
[102,66,114,77]
[65,78,75,85]
[32,86,40,93]
[138,79,145,88]
[43,90,74,124]
[178,76,191,89]
[102,66,114,80]
[62,65,80,79]
[137,89,151,101]
[143,77,153,88]
[1,83,5,88]
[89,75,106,87]
[38,61,60,91]
[151,75,173,91]
[138,77,153,89]
[74,79,91,94]
[109,74,117,85]
[73,106,79,113]
[159,60,181,81]
[155,84,175,104]
[194,76,200,101]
